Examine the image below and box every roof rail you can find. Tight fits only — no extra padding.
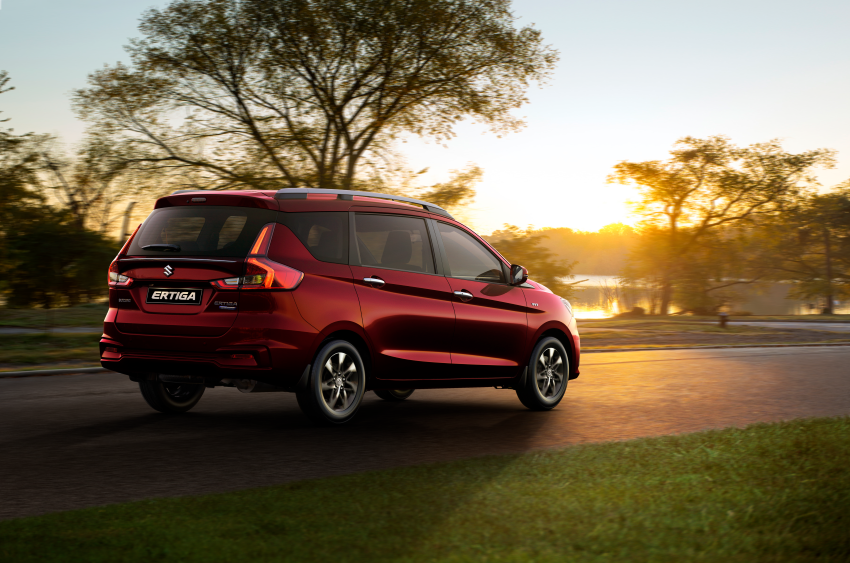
[274,188,453,218]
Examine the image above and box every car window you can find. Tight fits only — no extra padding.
[354,214,435,274]
[280,212,349,264]
[436,222,506,283]
[129,207,275,257]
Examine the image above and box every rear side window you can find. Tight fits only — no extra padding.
[436,222,506,283]
[354,214,435,274]
[279,212,349,264]
[129,206,276,257]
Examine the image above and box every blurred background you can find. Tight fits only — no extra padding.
[1,0,848,322]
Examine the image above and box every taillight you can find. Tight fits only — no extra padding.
[107,224,140,288]
[241,257,304,290]
[249,224,275,255]
[212,223,304,291]
[108,262,133,287]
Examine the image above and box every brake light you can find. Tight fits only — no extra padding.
[240,257,304,290]
[212,223,304,291]
[107,224,140,288]
[108,262,134,287]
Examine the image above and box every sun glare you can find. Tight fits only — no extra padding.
[572,309,615,320]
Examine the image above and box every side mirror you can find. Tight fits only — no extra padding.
[509,264,528,286]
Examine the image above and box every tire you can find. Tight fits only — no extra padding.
[516,337,569,411]
[139,380,205,413]
[374,389,415,401]
[296,340,366,425]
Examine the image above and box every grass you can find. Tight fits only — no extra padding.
[1,416,848,562]
[0,333,101,367]
[0,302,107,328]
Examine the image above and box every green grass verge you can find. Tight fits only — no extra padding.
[0,302,107,328]
[2,417,848,562]
[0,333,101,365]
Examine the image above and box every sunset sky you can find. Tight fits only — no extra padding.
[1,0,848,234]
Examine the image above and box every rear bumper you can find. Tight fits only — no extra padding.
[100,342,278,383]
[100,295,318,386]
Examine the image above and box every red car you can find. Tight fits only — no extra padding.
[103,189,580,424]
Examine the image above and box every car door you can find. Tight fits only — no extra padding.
[433,220,529,378]
[349,212,456,381]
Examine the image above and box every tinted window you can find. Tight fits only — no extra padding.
[437,222,506,283]
[354,214,435,274]
[279,212,349,264]
[129,206,275,257]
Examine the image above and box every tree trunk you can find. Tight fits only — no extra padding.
[659,282,673,315]
[823,227,834,315]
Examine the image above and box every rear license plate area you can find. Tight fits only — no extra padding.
[146,287,203,305]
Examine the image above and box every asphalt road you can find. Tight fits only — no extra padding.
[2,346,849,521]
[727,321,850,332]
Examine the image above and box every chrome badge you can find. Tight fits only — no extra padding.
[164,265,174,277]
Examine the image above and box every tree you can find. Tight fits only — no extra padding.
[4,210,117,308]
[485,225,578,298]
[0,71,46,291]
[760,187,850,314]
[73,0,557,191]
[38,133,147,233]
[610,136,834,314]
[533,223,638,275]
[0,72,118,306]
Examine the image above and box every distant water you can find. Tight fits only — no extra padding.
[560,273,849,317]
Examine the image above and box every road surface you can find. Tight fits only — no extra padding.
[2,346,849,520]
[727,321,850,332]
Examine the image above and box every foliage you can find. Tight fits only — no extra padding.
[73,0,557,191]
[536,223,638,275]
[38,133,147,233]
[486,225,578,298]
[3,208,118,308]
[1,71,140,237]
[759,187,850,313]
[2,417,849,562]
[610,136,835,314]
[0,72,120,308]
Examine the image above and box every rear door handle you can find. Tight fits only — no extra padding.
[454,290,473,302]
[364,277,385,287]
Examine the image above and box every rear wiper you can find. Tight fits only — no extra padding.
[142,244,181,252]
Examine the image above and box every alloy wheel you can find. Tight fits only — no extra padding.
[320,351,360,412]
[536,347,565,399]
[163,383,198,401]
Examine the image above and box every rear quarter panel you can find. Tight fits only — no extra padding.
[266,224,366,360]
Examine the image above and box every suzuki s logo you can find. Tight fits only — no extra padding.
[164,265,174,277]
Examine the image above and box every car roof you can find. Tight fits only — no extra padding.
[157,189,453,219]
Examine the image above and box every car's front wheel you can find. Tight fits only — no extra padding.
[516,337,569,411]
[374,389,415,401]
[139,380,205,413]
[296,340,366,425]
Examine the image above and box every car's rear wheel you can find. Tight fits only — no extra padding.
[516,337,569,411]
[374,389,415,401]
[139,380,205,413]
[296,340,366,425]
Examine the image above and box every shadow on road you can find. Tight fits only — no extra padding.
[0,383,557,520]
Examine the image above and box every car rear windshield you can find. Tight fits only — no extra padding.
[128,206,277,257]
